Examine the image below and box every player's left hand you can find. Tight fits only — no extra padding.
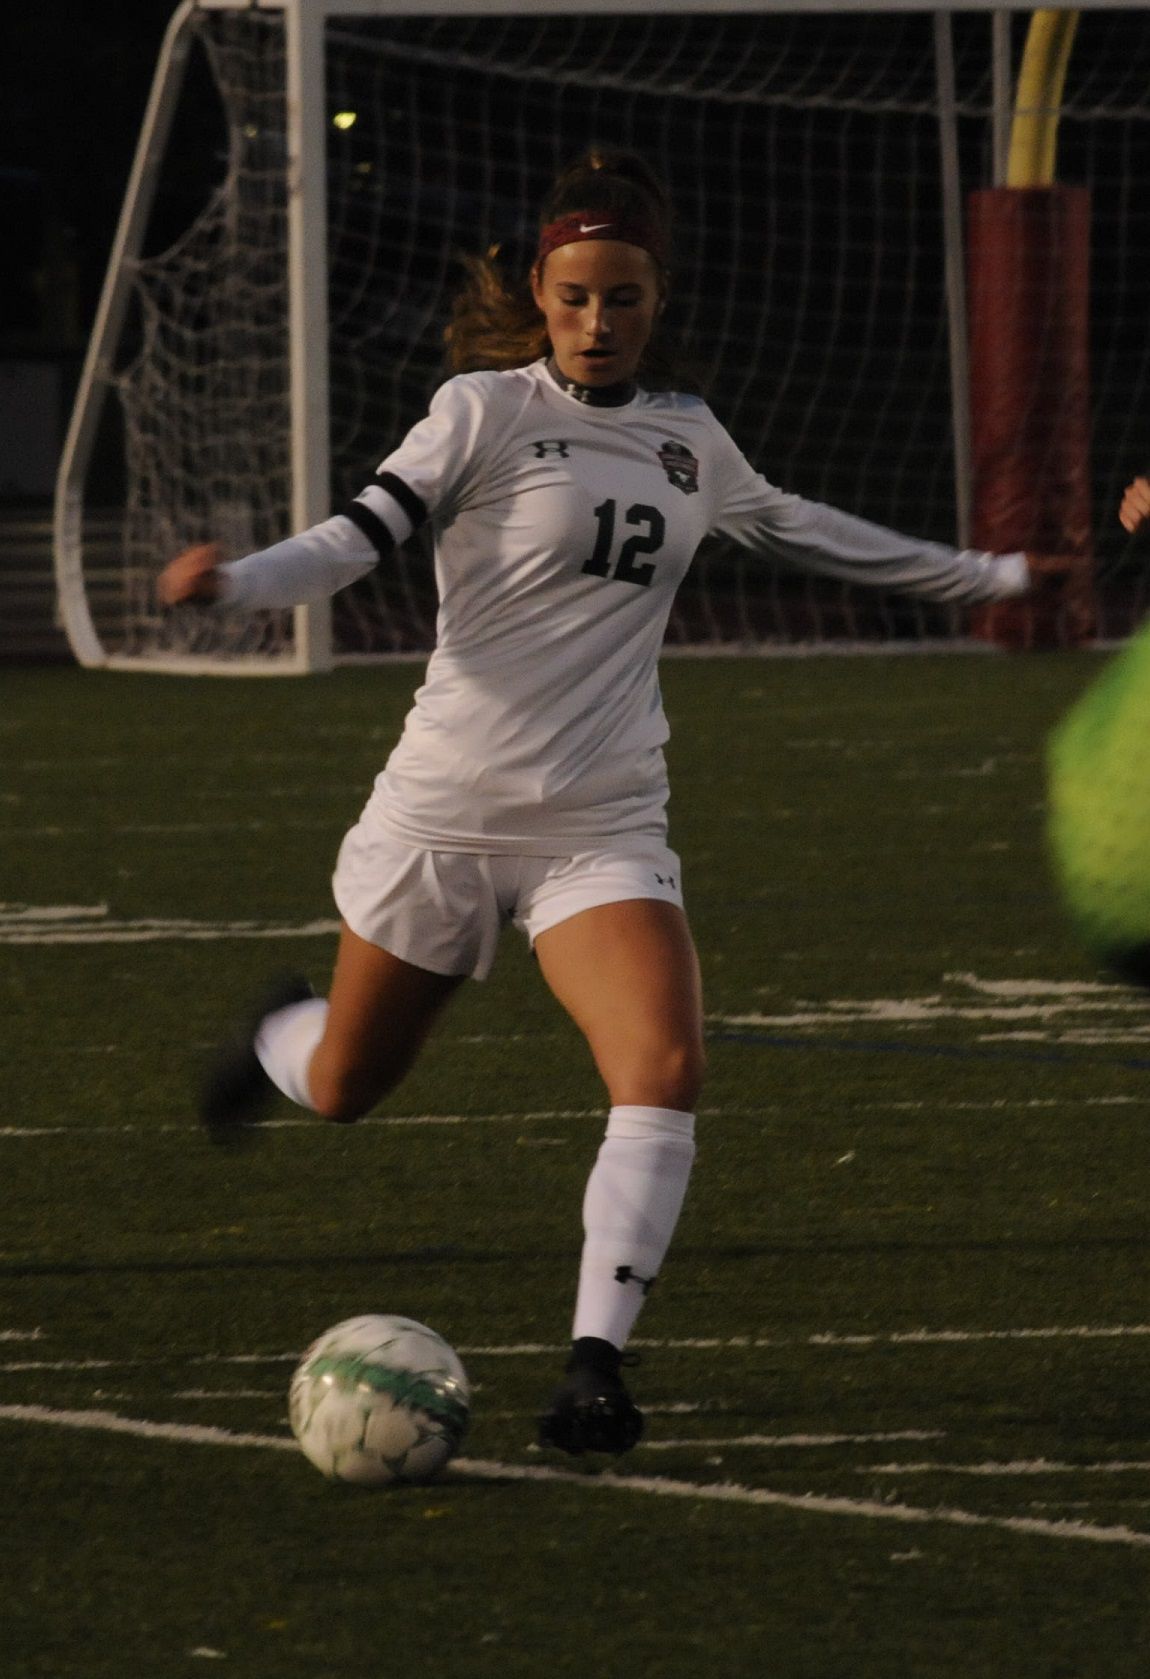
[1119,476,1150,534]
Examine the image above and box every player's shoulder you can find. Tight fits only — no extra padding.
[641,387,726,432]
[427,366,541,430]
[642,385,711,415]
[428,368,508,409]
[640,388,738,461]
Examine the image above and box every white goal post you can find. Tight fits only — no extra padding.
[55,0,1150,671]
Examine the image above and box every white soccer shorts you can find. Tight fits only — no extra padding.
[332,823,685,980]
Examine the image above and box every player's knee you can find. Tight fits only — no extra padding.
[664,1037,706,1109]
[612,1036,705,1112]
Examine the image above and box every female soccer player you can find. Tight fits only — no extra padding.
[159,150,1066,1457]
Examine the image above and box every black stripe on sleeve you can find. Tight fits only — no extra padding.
[374,471,428,532]
[339,498,396,562]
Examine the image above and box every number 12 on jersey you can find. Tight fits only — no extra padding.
[582,500,666,588]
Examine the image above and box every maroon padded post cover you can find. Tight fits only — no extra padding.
[966,185,1094,647]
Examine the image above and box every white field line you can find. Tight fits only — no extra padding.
[0,904,109,922]
[0,902,339,945]
[0,1109,599,1139]
[0,919,341,946]
[863,1459,1150,1478]
[639,1430,944,1451]
[5,822,337,837]
[0,1405,298,1452]
[2,1091,1144,1142]
[715,999,1150,1028]
[3,1359,125,1373]
[6,1324,1150,1378]
[805,1325,1150,1349]
[175,1390,283,1401]
[853,1096,1144,1111]
[1,1405,1147,1550]
[711,970,1150,1042]
[946,975,1129,997]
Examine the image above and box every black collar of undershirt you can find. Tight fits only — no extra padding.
[545,356,638,408]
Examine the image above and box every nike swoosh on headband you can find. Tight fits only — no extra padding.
[536,212,668,265]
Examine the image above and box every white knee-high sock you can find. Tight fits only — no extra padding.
[254,998,328,1110]
[572,1105,697,1351]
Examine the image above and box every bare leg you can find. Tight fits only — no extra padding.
[533,898,704,1110]
[534,899,704,1454]
[303,920,466,1122]
[205,924,464,1138]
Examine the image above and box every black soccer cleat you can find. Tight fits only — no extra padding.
[537,1337,645,1456]
[198,974,315,1144]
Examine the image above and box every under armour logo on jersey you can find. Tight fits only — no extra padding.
[532,440,571,459]
[615,1265,657,1295]
[657,440,700,495]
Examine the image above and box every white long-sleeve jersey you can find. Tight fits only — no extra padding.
[220,359,1028,852]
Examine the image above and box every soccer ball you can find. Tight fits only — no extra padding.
[289,1314,471,1486]
[1047,619,1150,987]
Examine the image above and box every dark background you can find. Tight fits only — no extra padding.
[0,0,223,507]
[1,1,176,355]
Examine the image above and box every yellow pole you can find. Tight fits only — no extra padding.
[1007,10,1080,187]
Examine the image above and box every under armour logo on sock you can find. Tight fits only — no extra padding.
[615,1264,656,1294]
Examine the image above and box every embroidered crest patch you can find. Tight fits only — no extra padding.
[657,440,700,495]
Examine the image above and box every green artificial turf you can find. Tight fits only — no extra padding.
[2,654,1148,1678]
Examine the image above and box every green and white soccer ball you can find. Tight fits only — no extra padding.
[1047,616,1150,986]
[289,1314,471,1486]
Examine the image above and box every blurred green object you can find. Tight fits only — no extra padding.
[1047,621,1150,985]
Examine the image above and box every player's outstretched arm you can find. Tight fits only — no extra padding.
[155,514,382,613]
[1119,476,1150,533]
[158,541,224,605]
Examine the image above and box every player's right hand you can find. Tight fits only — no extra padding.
[1119,476,1150,534]
[158,541,224,605]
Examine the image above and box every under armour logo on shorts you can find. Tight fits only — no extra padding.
[532,440,571,459]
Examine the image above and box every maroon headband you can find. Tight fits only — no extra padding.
[536,210,667,267]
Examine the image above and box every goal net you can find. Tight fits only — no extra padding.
[56,3,1150,668]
